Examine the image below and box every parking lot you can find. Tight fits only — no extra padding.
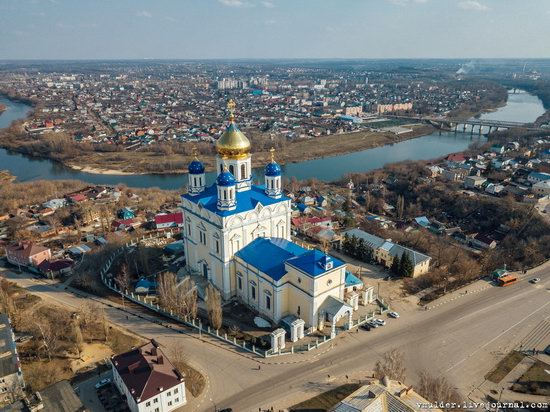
[75,370,129,412]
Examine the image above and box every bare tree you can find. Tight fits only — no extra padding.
[157,272,178,312]
[115,263,131,293]
[158,273,198,319]
[374,349,406,382]
[417,370,462,409]
[33,318,60,362]
[205,284,222,330]
[72,320,84,358]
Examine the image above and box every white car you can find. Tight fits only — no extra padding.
[530,278,541,284]
[95,378,111,389]
[388,311,400,318]
[373,318,386,326]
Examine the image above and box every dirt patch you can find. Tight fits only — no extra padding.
[485,351,525,384]
[290,383,361,412]
[70,343,112,371]
[511,359,550,396]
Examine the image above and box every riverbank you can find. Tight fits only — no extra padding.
[0,169,16,183]
[1,118,434,175]
[0,103,6,114]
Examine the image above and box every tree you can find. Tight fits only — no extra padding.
[390,254,401,275]
[72,319,84,358]
[205,284,223,331]
[399,252,414,277]
[417,370,462,409]
[32,317,60,362]
[397,195,405,219]
[374,349,406,382]
[115,263,131,293]
[365,191,372,212]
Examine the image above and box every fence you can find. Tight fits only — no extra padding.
[99,231,371,358]
[99,231,270,357]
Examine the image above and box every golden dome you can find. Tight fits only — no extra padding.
[216,99,251,159]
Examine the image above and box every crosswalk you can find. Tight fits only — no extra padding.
[516,320,550,353]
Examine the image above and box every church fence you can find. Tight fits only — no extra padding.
[99,231,271,357]
[98,231,369,359]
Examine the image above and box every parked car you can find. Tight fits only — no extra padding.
[95,378,111,390]
[530,278,541,284]
[388,311,400,318]
[367,321,379,328]
[373,318,386,326]
[361,323,371,331]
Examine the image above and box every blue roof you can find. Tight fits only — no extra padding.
[345,271,363,287]
[134,278,156,291]
[182,184,290,217]
[297,203,308,212]
[287,249,345,277]
[414,216,430,227]
[217,170,236,186]
[236,237,308,281]
[265,161,282,177]
[529,172,550,181]
[188,159,205,174]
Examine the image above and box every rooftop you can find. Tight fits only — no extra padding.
[236,237,308,281]
[182,184,289,217]
[111,339,184,403]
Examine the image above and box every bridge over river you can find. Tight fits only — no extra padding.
[386,114,546,134]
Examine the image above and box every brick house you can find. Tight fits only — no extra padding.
[5,242,51,268]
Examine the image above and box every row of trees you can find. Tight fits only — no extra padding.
[342,234,374,262]
[390,252,414,277]
[156,272,223,331]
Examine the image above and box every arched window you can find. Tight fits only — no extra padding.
[220,164,223,173]
[223,190,227,200]
[193,177,197,186]
[229,165,235,176]
[241,164,246,179]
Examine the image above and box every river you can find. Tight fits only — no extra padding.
[0,91,545,189]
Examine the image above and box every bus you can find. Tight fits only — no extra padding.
[496,275,518,287]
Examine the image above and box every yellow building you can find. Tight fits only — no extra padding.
[343,229,431,277]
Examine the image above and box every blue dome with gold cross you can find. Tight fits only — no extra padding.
[188,159,205,174]
[265,147,281,177]
[216,170,236,187]
[265,161,281,177]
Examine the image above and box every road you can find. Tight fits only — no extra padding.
[2,263,549,411]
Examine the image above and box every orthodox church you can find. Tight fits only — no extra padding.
[181,100,353,330]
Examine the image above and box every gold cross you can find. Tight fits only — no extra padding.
[270,147,276,162]
[227,99,236,121]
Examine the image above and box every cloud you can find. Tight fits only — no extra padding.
[386,0,428,5]
[136,10,152,18]
[458,1,489,11]
[218,0,248,7]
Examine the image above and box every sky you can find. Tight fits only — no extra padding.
[0,0,549,60]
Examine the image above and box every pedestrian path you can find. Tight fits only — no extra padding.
[516,320,550,353]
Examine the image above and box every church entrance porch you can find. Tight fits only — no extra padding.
[318,296,354,339]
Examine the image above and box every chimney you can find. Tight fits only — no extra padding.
[382,376,390,387]
[157,356,164,365]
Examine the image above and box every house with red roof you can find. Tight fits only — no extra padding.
[154,212,184,230]
[111,339,186,412]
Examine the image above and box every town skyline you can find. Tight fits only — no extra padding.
[2,0,550,60]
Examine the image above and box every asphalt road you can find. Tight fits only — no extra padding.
[2,264,549,412]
